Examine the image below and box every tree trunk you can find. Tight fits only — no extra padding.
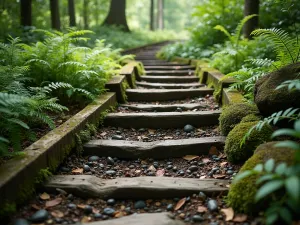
[68,0,76,27]
[103,0,130,32]
[157,0,164,30]
[83,0,88,29]
[150,0,154,30]
[50,0,61,30]
[244,0,259,39]
[20,0,32,26]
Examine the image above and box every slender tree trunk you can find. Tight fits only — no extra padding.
[83,0,88,29]
[50,0,61,30]
[94,0,99,26]
[20,0,32,26]
[157,0,164,30]
[150,0,154,30]
[244,0,260,39]
[68,0,76,27]
[103,0,130,32]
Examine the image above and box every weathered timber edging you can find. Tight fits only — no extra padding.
[126,88,213,102]
[0,93,116,213]
[136,81,203,89]
[120,103,209,112]
[140,75,199,83]
[104,111,221,128]
[120,61,145,83]
[145,70,194,76]
[222,88,246,105]
[84,137,225,159]
[78,213,185,225]
[144,65,196,70]
[105,76,128,103]
[45,175,229,199]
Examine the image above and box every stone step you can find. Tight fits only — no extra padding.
[136,81,203,89]
[140,76,199,83]
[45,175,229,199]
[126,88,213,102]
[84,137,225,159]
[120,103,210,112]
[146,70,194,76]
[144,65,196,70]
[104,111,221,128]
[82,213,185,225]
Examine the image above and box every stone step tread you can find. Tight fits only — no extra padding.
[126,88,212,93]
[136,81,204,89]
[82,213,185,225]
[120,103,210,111]
[104,111,221,128]
[84,137,225,159]
[140,76,199,83]
[144,65,196,70]
[45,175,229,199]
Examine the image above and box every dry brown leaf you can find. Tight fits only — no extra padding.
[226,184,231,188]
[197,206,208,213]
[81,216,92,223]
[200,175,206,179]
[232,214,247,222]
[31,204,41,210]
[202,158,211,163]
[86,199,93,204]
[141,160,147,165]
[174,197,186,210]
[51,210,64,218]
[221,207,234,221]
[137,136,142,141]
[164,136,173,140]
[77,204,86,209]
[156,169,165,176]
[39,192,50,200]
[183,155,199,161]
[148,165,156,172]
[114,211,124,218]
[100,132,107,136]
[72,168,83,174]
[93,208,100,214]
[213,174,226,179]
[45,198,62,208]
[148,129,155,134]
[209,146,219,155]
[220,162,228,167]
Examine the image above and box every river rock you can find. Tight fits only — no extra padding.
[183,124,194,133]
[103,208,115,216]
[112,135,124,140]
[14,219,30,225]
[134,200,146,209]
[30,209,49,223]
[207,199,218,212]
[89,156,100,162]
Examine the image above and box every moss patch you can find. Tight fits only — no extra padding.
[240,114,261,123]
[225,121,273,163]
[219,103,259,135]
[227,142,295,213]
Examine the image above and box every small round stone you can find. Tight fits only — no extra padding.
[60,167,70,172]
[167,165,173,170]
[198,162,205,166]
[198,192,207,201]
[30,209,49,223]
[105,170,116,176]
[103,208,115,216]
[129,165,135,169]
[67,203,77,209]
[125,207,131,214]
[186,169,192,174]
[147,172,155,176]
[166,204,173,211]
[116,130,122,135]
[207,199,218,212]
[84,205,93,215]
[89,156,100,162]
[134,200,146,209]
[178,170,185,176]
[188,165,198,172]
[102,215,109,220]
[67,194,74,200]
[172,166,178,172]
[99,163,105,168]
[226,170,234,175]
[107,199,116,206]
[83,165,91,172]
[94,213,102,219]
[138,128,146,132]
[14,219,30,225]
[183,124,194,133]
[176,108,183,112]
[192,215,204,222]
[107,157,115,165]
[111,135,124,140]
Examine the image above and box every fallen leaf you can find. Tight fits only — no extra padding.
[226,184,230,188]
[31,204,41,210]
[220,162,228,167]
[77,204,86,209]
[81,216,92,223]
[200,175,206,179]
[156,169,165,176]
[93,208,100,214]
[39,192,50,200]
[141,160,147,165]
[221,207,234,221]
[45,198,62,208]
[202,158,211,163]
[232,214,247,222]
[197,206,208,213]
[100,132,107,136]
[148,129,155,134]
[183,155,199,161]
[137,136,142,141]
[114,211,124,218]
[135,170,142,175]
[213,174,226,179]
[148,165,156,172]
[51,210,64,218]
[72,168,83,174]
[174,197,186,210]
[209,146,219,155]
[164,136,173,140]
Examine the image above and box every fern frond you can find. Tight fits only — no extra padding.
[214,25,232,42]
[234,14,257,44]
[276,79,300,91]
[58,61,87,68]
[247,58,276,68]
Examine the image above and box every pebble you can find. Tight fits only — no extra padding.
[60,167,70,172]
[99,163,105,168]
[111,135,124,140]
[107,157,115,165]
[84,205,93,215]
[198,162,205,166]
[103,208,115,216]
[83,165,91,172]
[125,207,131,214]
[167,165,173,170]
[14,219,30,225]
[207,199,218,212]
[176,132,181,135]
[129,165,135,169]
[138,128,146,132]
[107,199,116,206]
[67,203,77,209]
[102,215,109,220]
[186,169,192,174]
[88,156,100,162]
[94,213,102,219]
[105,170,116,176]
[226,170,234,175]
[176,107,183,112]
[192,215,204,222]
[116,130,122,135]
[198,192,207,201]
[183,124,194,133]
[188,165,198,172]
[134,200,146,209]
[30,209,49,223]
[172,166,178,171]
[167,204,173,211]
[190,100,196,103]
[67,194,74,200]
[178,170,185,176]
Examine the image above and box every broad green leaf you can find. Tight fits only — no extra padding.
[279,207,292,225]
[253,164,263,172]
[233,170,252,184]
[256,174,275,185]
[275,141,300,150]
[285,176,300,201]
[271,129,298,138]
[265,213,278,225]
[264,159,275,172]
[275,163,287,175]
[255,180,284,201]
[294,120,300,131]
[0,136,9,143]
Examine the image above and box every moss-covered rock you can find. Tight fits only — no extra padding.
[240,114,261,123]
[219,103,259,135]
[254,62,300,116]
[227,142,294,213]
[225,121,273,163]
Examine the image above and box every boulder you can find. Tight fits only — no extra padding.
[254,63,300,116]
[227,142,294,213]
